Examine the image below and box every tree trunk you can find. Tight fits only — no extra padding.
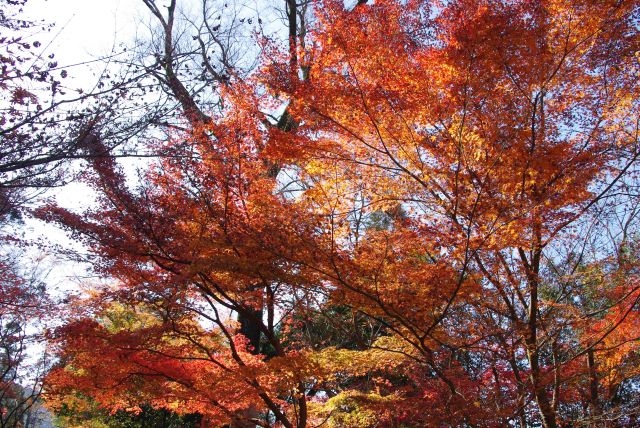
[587,349,600,426]
[521,236,557,428]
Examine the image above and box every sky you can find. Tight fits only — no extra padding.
[17,0,149,294]
[25,0,142,65]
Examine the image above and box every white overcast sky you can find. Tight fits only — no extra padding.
[18,0,150,294]
[25,0,143,63]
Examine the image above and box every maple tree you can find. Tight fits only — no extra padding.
[0,1,122,426]
[40,0,640,427]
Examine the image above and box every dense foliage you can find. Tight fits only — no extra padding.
[13,0,640,427]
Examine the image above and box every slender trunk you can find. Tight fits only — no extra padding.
[286,0,298,75]
[526,338,557,428]
[233,288,263,428]
[551,340,560,414]
[520,233,557,428]
[587,349,600,426]
[297,382,308,428]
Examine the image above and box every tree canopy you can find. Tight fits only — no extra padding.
[3,0,640,427]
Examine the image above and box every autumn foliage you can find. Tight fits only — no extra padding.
[39,0,640,427]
